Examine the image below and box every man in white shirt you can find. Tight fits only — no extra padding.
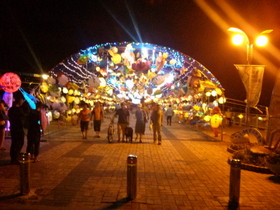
[165,105,174,126]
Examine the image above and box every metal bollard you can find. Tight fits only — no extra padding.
[229,159,241,208]
[127,154,137,200]
[19,153,31,195]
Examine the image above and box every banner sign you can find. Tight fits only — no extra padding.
[234,64,265,108]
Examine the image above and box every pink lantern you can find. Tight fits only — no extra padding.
[0,72,21,93]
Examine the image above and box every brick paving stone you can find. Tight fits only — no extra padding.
[1,115,280,209]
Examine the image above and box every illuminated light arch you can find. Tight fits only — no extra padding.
[49,42,223,101]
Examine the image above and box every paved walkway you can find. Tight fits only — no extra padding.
[0,113,279,210]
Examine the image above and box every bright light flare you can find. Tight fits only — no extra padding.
[42,74,49,80]
[256,35,268,47]
[232,34,244,45]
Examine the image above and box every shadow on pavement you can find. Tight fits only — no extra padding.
[0,193,21,201]
[0,159,11,166]
[268,175,280,184]
[100,198,130,210]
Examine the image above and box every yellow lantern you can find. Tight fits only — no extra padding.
[204,115,211,122]
[74,97,80,104]
[74,90,80,96]
[99,78,107,87]
[210,114,223,128]
[163,52,168,58]
[211,90,217,97]
[218,97,226,104]
[169,59,176,65]
[66,95,74,103]
[68,89,74,95]
[61,96,66,103]
[193,105,200,111]
[238,114,244,119]
[62,87,68,94]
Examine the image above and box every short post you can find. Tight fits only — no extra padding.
[19,153,30,195]
[127,154,137,200]
[229,159,241,208]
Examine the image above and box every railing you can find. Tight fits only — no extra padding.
[173,97,268,131]
[222,98,268,130]
[229,112,268,130]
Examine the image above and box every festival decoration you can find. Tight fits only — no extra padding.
[40,81,49,93]
[78,54,90,64]
[47,42,223,107]
[19,88,37,110]
[88,75,100,88]
[210,114,223,128]
[47,77,56,85]
[58,74,69,86]
[0,72,21,93]
[108,46,122,64]
[2,92,13,108]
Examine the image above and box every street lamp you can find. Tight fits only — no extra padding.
[228,27,273,65]
[228,27,273,126]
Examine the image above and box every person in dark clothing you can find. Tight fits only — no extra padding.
[26,102,43,163]
[0,100,8,151]
[8,98,25,165]
[113,103,130,142]
[150,104,164,145]
[134,104,148,143]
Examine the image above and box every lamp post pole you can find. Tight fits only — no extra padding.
[228,27,273,127]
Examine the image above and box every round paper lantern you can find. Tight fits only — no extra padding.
[169,59,176,65]
[40,82,49,93]
[47,77,56,85]
[147,86,153,95]
[210,114,223,128]
[53,110,60,119]
[74,97,80,104]
[68,89,74,95]
[99,78,107,87]
[61,96,66,103]
[71,114,78,126]
[62,87,68,94]
[58,74,69,86]
[152,75,165,85]
[88,76,100,88]
[0,72,21,93]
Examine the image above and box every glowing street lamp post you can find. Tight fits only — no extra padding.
[228,27,273,126]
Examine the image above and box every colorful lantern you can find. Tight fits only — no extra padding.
[0,72,21,93]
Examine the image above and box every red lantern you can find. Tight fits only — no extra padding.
[0,72,22,93]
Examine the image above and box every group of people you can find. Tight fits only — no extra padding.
[77,101,175,145]
[77,101,103,139]
[112,103,174,145]
[0,97,44,165]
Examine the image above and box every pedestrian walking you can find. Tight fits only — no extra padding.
[165,105,174,126]
[78,103,91,139]
[225,108,233,126]
[113,103,130,142]
[91,101,103,138]
[150,104,164,145]
[26,102,43,163]
[134,104,148,143]
[8,97,25,164]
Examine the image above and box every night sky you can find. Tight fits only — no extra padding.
[1,0,280,106]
